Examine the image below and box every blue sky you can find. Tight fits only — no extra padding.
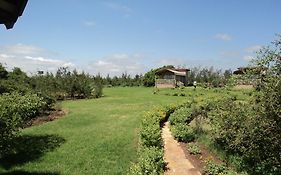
[0,0,280,76]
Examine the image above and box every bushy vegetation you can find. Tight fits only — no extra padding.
[187,66,232,88]
[98,73,144,87]
[187,142,201,155]
[168,104,196,142]
[208,37,281,175]
[0,65,103,158]
[150,36,281,175]
[31,67,103,100]
[129,104,178,175]
[0,92,45,156]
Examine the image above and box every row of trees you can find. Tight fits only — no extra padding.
[97,65,233,88]
[187,67,232,87]
[0,66,103,100]
[97,73,143,87]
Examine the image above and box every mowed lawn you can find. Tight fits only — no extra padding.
[0,87,187,175]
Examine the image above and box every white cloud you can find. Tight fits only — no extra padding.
[0,44,75,73]
[243,55,255,61]
[156,58,188,68]
[2,43,44,55]
[88,53,146,76]
[104,2,132,17]
[83,20,96,27]
[214,33,232,41]
[245,45,262,53]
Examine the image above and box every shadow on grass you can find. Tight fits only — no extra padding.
[0,134,65,170]
[0,170,60,175]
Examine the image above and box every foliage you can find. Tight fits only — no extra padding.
[140,112,163,148]
[129,147,165,175]
[187,67,232,88]
[203,160,244,175]
[0,92,45,156]
[168,104,196,142]
[169,106,193,125]
[129,103,180,175]
[170,123,195,142]
[205,36,281,175]
[187,142,201,155]
[204,160,227,175]
[101,73,143,87]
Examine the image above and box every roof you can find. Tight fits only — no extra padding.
[0,0,28,29]
[233,67,267,75]
[156,68,190,76]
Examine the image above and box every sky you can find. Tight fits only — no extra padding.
[0,0,280,76]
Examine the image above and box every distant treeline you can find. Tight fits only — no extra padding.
[98,65,233,88]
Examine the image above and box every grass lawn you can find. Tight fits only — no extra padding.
[0,86,252,175]
[0,87,187,175]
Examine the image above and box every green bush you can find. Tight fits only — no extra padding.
[209,97,281,174]
[204,160,227,175]
[129,147,165,175]
[169,107,193,125]
[140,119,162,148]
[130,105,179,174]
[91,82,103,98]
[187,143,201,155]
[171,123,195,142]
[0,92,45,156]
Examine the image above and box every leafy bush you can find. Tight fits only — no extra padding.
[209,96,281,174]
[0,92,45,156]
[129,104,179,174]
[187,143,201,155]
[129,147,165,175]
[140,115,162,148]
[170,123,195,142]
[169,107,193,125]
[203,160,244,175]
[91,82,103,98]
[204,160,227,175]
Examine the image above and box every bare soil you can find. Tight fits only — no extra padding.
[180,142,223,174]
[25,109,66,127]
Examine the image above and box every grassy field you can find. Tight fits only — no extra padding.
[0,86,252,175]
[0,87,188,175]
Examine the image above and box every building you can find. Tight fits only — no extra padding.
[155,68,189,88]
[0,0,28,29]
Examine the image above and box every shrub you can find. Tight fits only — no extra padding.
[129,147,165,175]
[169,107,193,125]
[130,105,179,174]
[187,143,201,155]
[0,92,45,156]
[140,119,162,148]
[204,160,227,175]
[209,97,281,174]
[170,123,195,142]
[91,82,103,98]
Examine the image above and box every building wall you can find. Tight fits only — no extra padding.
[155,79,176,88]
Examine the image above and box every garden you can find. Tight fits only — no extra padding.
[0,37,280,175]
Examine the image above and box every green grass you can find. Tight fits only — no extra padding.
[0,87,187,175]
[0,86,253,175]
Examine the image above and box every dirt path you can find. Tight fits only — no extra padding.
[162,122,201,175]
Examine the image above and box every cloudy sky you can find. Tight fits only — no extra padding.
[0,0,280,76]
